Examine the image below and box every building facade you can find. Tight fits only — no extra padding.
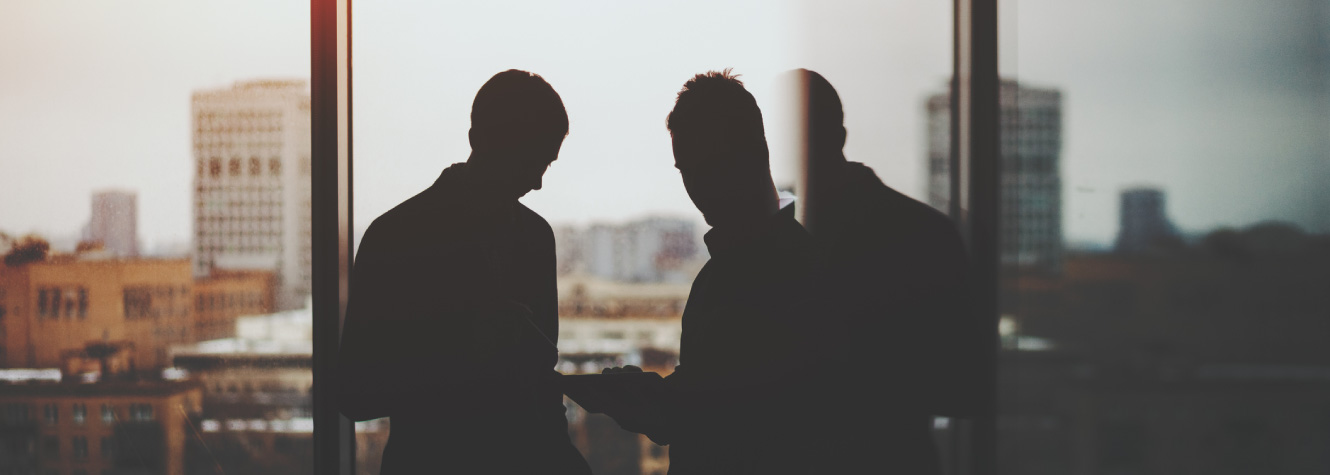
[0,375,203,475]
[193,270,276,341]
[192,79,312,310]
[927,80,1064,273]
[170,307,386,475]
[0,257,194,370]
[86,190,139,258]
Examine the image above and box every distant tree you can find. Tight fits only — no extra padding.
[76,240,105,253]
[3,234,50,266]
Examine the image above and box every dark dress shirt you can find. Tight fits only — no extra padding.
[809,161,981,474]
[336,163,589,474]
[656,205,841,475]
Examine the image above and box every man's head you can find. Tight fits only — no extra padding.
[777,69,846,230]
[782,68,846,160]
[467,69,568,200]
[666,69,778,226]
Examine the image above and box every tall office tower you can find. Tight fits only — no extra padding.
[927,80,1064,273]
[87,190,139,257]
[1115,187,1178,253]
[192,80,311,310]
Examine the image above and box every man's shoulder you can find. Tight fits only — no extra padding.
[844,162,957,238]
[514,202,554,240]
[358,186,459,253]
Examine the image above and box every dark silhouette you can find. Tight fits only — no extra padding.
[601,70,843,474]
[335,70,591,474]
[790,69,983,473]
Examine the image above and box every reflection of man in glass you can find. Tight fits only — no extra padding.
[790,69,982,474]
[336,70,590,474]
[606,70,841,474]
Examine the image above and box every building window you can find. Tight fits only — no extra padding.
[51,288,62,317]
[250,156,262,176]
[72,403,86,424]
[42,436,58,459]
[101,436,115,459]
[129,404,153,421]
[72,436,89,460]
[269,157,282,176]
[229,158,241,176]
[101,404,114,424]
[37,288,47,316]
[78,288,88,319]
[43,403,57,425]
[210,157,222,177]
[4,403,29,422]
[124,287,151,319]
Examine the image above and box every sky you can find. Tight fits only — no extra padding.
[1,0,1326,251]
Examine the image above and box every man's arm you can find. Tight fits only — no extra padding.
[335,226,421,421]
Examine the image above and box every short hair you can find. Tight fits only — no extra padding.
[471,70,568,141]
[666,69,769,165]
[794,69,845,149]
[799,69,843,127]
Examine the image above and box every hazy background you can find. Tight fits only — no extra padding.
[351,0,952,235]
[1,0,1326,251]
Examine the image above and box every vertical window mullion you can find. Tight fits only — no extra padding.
[312,0,355,473]
[958,0,1001,473]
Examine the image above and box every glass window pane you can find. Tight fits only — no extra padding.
[0,2,313,474]
[998,1,1330,474]
[351,2,952,473]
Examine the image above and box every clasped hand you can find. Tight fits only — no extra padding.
[600,365,671,444]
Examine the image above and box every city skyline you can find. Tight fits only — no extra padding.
[2,0,1326,251]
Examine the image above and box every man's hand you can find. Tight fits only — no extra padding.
[601,365,644,375]
[600,366,671,444]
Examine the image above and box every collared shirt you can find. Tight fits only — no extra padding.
[662,204,841,474]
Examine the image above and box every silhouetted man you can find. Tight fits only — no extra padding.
[789,69,983,474]
[605,70,841,474]
[336,70,591,474]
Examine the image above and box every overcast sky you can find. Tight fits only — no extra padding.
[1,0,1326,251]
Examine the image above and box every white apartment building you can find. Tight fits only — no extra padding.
[192,80,312,309]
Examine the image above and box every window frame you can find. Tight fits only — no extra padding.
[308,1,1000,473]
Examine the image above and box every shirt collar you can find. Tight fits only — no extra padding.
[703,202,798,257]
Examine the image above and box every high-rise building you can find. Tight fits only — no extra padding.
[927,80,1064,272]
[1115,187,1178,253]
[86,190,139,257]
[192,80,312,310]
